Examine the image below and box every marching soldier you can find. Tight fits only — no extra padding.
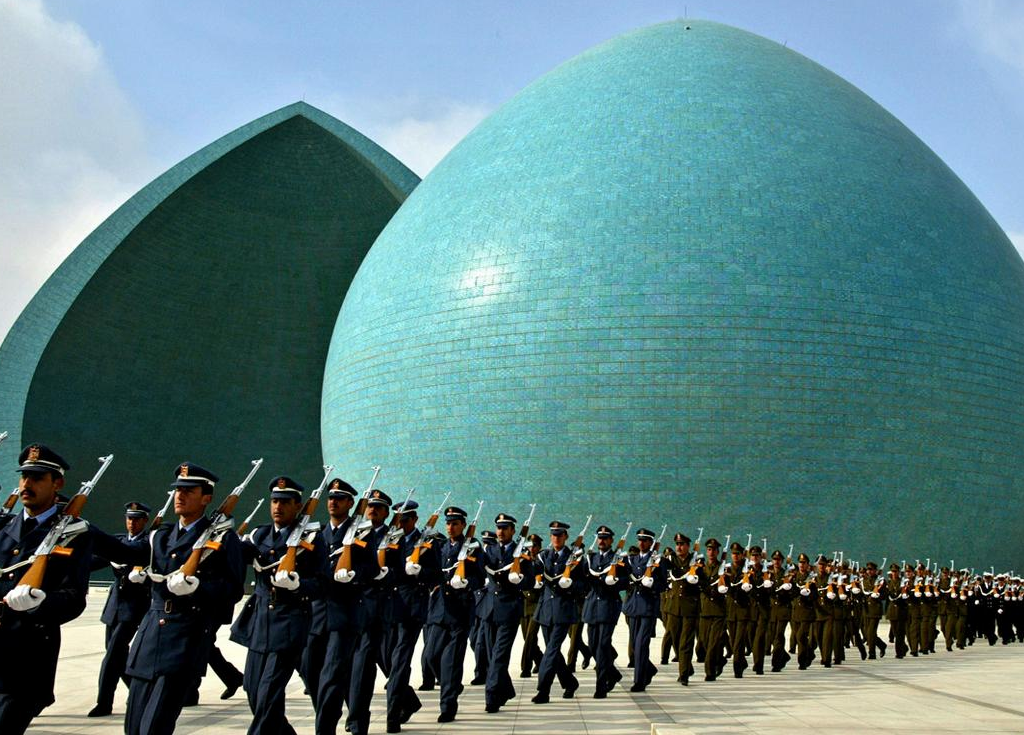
[531,520,584,703]
[697,538,727,681]
[423,506,483,722]
[623,528,667,691]
[231,476,326,735]
[0,445,93,735]
[813,555,835,667]
[123,462,244,735]
[767,550,793,672]
[88,502,153,717]
[479,512,534,713]
[582,525,627,697]
[470,529,497,686]
[886,563,909,658]
[724,541,752,678]
[861,561,887,659]
[519,533,543,678]
[664,533,701,685]
[791,553,817,670]
[748,545,772,675]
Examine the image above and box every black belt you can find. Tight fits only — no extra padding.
[153,598,198,615]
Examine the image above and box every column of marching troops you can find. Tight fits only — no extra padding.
[1,445,1024,735]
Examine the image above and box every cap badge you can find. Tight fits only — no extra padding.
[28,446,40,463]
[277,478,287,489]
[179,463,189,477]
[331,480,340,489]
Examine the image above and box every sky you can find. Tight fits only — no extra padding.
[1,0,1022,344]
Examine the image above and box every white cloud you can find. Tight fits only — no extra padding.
[957,0,1024,77]
[322,95,492,177]
[0,0,152,344]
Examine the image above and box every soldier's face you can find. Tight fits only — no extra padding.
[398,513,417,532]
[732,551,744,565]
[676,542,689,556]
[598,536,612,551]
[271,497,301,526]
[496,525,514,543]
[772,557,782,569]
[174,486,212,520]
[327,495,353,520]
[18,470,64,514]
[367,503,388,524]
[125,516,146,536]
[751,552,762,565]
[638,538,652,553]
[446,518,466,539]
[550,532,566,550]
[799,560,809,573]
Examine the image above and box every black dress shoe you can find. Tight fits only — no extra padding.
[704,674,716,681]
[520,670,532,678]
[678,676,688,687]
[220,675,243,700]
[593,688,607,699]
[660,657,669,666]
[562,678,579,699]
[471,675,486,685]
[753,667,764,675]
[627,660,634,668]
[629,683,646,692]
[417,682,435,691]
[88,705,113,717]
[582,653,592,670]
[531,692,550,704]
[183,691,199,707]
[386,723,401,734]
[485,703,501,713]
[400,698,422,724]
[437,711,456,723]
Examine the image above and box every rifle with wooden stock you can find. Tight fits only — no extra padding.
[276,464,334,578]
[452,500,484,586]
[407,492,450,569]
[560,514,593,583]
[333,466,382,582]
[377,487,416,568]
[0,431,17,516]
[236,498,265,536]
[508,503,537,577]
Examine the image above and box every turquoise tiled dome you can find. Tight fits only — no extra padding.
[322,22,1024,567]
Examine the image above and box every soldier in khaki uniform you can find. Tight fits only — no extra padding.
[906,566,923,657]
[813,555,834,667]
[767,550,793,672]
[886,563,909,658]
[697,538,726,681]
[747,546,771,675]
[860,562,887,659]
[790,553,817,670]
[724,542,752,678]
[661,533,700,685]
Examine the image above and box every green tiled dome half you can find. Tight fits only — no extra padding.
[0,102,418,530]
[322,22,1024,568]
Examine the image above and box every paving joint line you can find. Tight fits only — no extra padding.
[846,666,1024,718]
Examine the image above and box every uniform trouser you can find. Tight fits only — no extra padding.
[890,617,908,657]
[190,625,241,698]
[587,622,619,692]
[793,620,813,668]
[346,619,384,735]
[955,613,967,648]
[536,622,576,695]
[830,617,845,663]
[814,619,833,664]
[0,692,45,735]
[484,619,518,707]
[385,621,422,725]
[125,675,189,735]
[661,613,681,662]
[519,615,542,674]
[301,630,328,708]
[315,630,357,735]
[750,614,769,672]
[863,616,882,655]
[472,616,489,680]
[629,616,657,687]
[420,624,437,686]
[676,615,698,679]
[701,615,726,679]
[425,622,469,717]
[243,647,300,735]
[769,618,791,670]
[923,614,938,650]
[97,620,138,708]
[726,619,749,676]
[907,609,921,654]
[566,621,591,669]
[940,612,955,650]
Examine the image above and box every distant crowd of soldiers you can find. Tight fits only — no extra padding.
[1,443,1022,735]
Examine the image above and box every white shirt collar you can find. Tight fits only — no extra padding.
[23,504,59,525]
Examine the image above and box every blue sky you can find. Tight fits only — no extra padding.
[1,0,1022,341]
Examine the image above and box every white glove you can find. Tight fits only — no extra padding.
[826,591,836,600]
[997,608,1003,615]
[3,585,45,612]
[839,593,847,601]
[781,582,792,591]
[924,591,932,597]
[405,562,422,576]
[604,575,618,586]
[167,572,199,597]
[272,570,300,591]
[851,587,861,595]
[762,579,773,589]
[800,587,810,597]
[334,568,355,584]
[558,576,573,589]
[741,582,752,592]
[974,599,979,605]
[717,584,728,594]
[685,574,699,584]
[871,592,879,599]
[534,578,543,589]
[960,595,966,601]
[128,567,148,584]
[913,591,921,598]
[508,572,523,585]
[900,593,908,599]
[375,567,390,581]
[450,575,468,590]
[641,576,654,588]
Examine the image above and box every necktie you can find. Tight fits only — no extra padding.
[21,517,38,540]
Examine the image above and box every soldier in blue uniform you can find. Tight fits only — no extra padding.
[531,520,585,704]
[622,528,668,692]
[88,501,152,717]
[470,529,497,687]
[582,525,627,698]
[480,512,534,713]
[0,444,93,735]
[231,476,326,735]
[122,462,245,735]
[422,506,483,722]
[381,498,427,733]
[304,477,355,711]
[315,479,372,735]
[343,488,392,735]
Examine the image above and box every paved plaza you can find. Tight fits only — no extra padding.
[23,589,1024,734]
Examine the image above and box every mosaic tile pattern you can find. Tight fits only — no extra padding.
[322,22,1024,568]
[0,103,418,532]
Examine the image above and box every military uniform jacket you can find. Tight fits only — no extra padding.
[480,540,534,625]
[581,548,627,624]
[622,551,668,618]
[533,546,587,626]
[698,558,728,617]
[91,528,152,626]
[385,528,435,625]
[769,568,794,622]
[230,523,326,653]
[426,535,483,627]
[352,524,390,631]
[314,517,367,633]
[0,510,93,700]
[862,577,885,618]
[886,578,908,621]
[725,563,754,622]
[790,570,817,622]
[125,518,244,679]
[749,568,773,620]
[663,551,701,618]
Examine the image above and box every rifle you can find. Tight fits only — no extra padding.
[377,487,416,567]
[5,454,113,592]
[149,490,175,530]
[408,492,451,567]
[179,458,262,577]
[693,526,704,555]
[601,521,633,578]
[277,465,334,576]
[561,514,593,580]
[236,498,265,536]
[642,524,668,578]
[333,466,382,579]
[0,432,17,516]
[453,500,485,584]
[509,503,537,576]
